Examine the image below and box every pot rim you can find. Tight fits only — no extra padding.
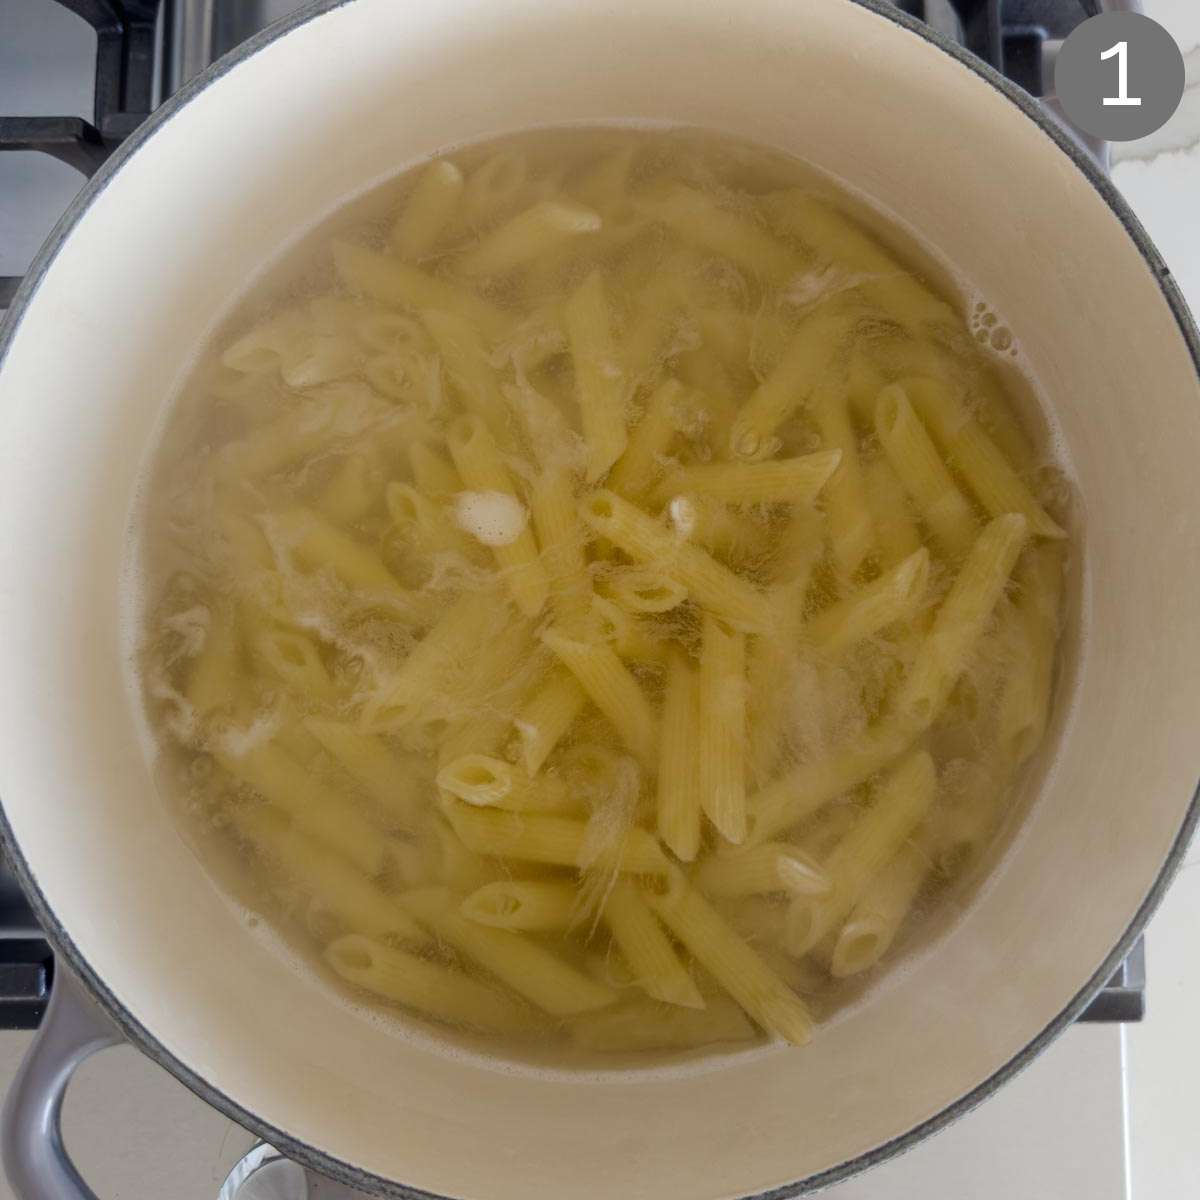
[1,1,1197,1196]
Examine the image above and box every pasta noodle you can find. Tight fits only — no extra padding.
[696,843,830,900]
[643,875,815,1046]
[657,648,702,862]
[651,450,842,508]
[231,805,424,944]
[446,415,550,617]
[729,303,862,460]
[904,375,1066,539]
[893,514,1029,731]
[607,378,690,500]
[459,880,579,931]
[874,384,979,558]
[829,831,933,978]
[804,547,930,652]
[441,799,674,882]
[697,614,748,845]
[325,934,535,1035]
[539,626,658,766]
[509,666,589,776]
[784,750,936,956]
[604,879,704,1009]
[399,887,616,1016]
[997,543,1064,764]
[579,490,774,631]
[458,200,602,277]
[390,160,465,259]
[812,385,875,581]
[564,270,629,481]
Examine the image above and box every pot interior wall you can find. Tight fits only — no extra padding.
[1,1,1198,1197]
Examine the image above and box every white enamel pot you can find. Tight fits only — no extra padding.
[1,1,1198,1198]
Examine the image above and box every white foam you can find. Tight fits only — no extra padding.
[453,490,529,546]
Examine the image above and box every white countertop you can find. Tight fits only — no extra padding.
[1108,5,1200,1199]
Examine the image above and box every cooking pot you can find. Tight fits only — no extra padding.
[1,1,1197,1197]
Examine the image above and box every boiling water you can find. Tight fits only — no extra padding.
[135,128,1072,1064]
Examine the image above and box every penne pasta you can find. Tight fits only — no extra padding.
[642,184,801,284]
[666,494,772,564]
[604,880,704,1009]
[302,717,428,824]
[862,454,923,569]
[462,150,529,225]
[564,271,629,482]
[874,384,979,558]
[784,750,936,957]
[764,190,956,330]
[997,542,1065,764]
[390,160,465,259]
[729,304,862,460]
[436,753,573,814]
[539,626,658,766]
[601,568,689,615]
[459,200,601,276]
[607,378,689,500]
[829,831,933,978]
[231,805,424,943]
[143,128,1074,1060]
[651,450,842,508]
[643,875,814,1046]
[893,514,1029,731]
[325,934,534,1035]
[695,843,830,900]
[360,592,504,730]
[423,309,511,443]
[268,506,403,594]
[446,415,549,617]
[186,603,240,716]
[697,614,748,845]
[656,649,703,863]
[529,463,593,634]
[804,547,931,652]
[569,995,757,1052]
[746,506,824,782]
[399,886,616,1016]
[219,741,390,878]
[386,480,482,563]
[440,800,674,882]
[509,666,589,776]
[460,880,579,931]
[746,726,912,847]
[812,385,875,581]
[904,375,1065,539]
[420,814,496,892]
[249,626,337,702]
[580,490,774,631]
[331,240,510,341]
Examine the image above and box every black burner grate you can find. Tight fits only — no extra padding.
[0,0,163,308]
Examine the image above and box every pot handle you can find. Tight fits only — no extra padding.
[1,965,120,1200]
[1037,0,1144,173]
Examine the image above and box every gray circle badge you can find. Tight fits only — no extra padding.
[1054,13,1185,142]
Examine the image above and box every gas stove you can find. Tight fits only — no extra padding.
[0,2,1146,1198]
